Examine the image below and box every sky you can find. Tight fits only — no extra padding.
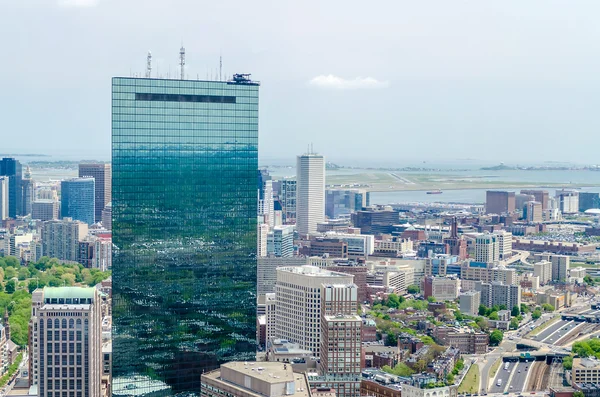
[2,0,600,165]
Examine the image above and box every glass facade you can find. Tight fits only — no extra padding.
[0,157,23,218]
[61,178,96,225]
[111,77,259,396]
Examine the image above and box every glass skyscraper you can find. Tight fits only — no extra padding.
[0,157,22,218]
[111,76,259,396]
[61,177,96,225]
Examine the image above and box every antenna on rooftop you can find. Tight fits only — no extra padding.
[219,54,222,81]
[145,51,152,78]
[179,45,186,80]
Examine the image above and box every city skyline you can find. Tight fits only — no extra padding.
[4,1,600,163]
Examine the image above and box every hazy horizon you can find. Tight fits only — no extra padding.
[3,1,600,163]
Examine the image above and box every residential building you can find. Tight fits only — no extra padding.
[551,255,570,283]
[101,202,112,230]
[306,238,348,258]
[111,75,259,393]
[30,287,102,397]
[493,230,513,260]
[422,276,460,301]
[323,232,374,257]
[556,189,580,214]
[533,260,553,285]
[41,218,89,262]
[319,314,362,376]
[401,382,458,397]
[476,281,521,310]
[432,326,488,354]
[525,201,543,223]
[572,357,600,385]
[32,199,60,221]
[22,166,33,216]
[200,361,311,397]
[296,152,325,236]
[459,291,481,316]
[570,267,586,279]
[61,177,95,225]
[515,193,535,212]
[264,294,277,347]
[485,190,516,214]
[259,179,275,228]
[274,266,355,357]
[0,176,8,220]
[520,189,549,210]
[373,237,413,258]
[475,234,499,263]
[79,163,111,222]
[0,158,22,217]
[490,266,516,286]
[360,379,402,397]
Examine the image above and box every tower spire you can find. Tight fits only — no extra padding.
[145,51,152,78]
[179,46,186,80]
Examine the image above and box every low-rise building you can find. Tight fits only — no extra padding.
[573,357,600,384]
[422,276,460,302]
[459,291,481,316]
[201,361,312,397]
[401,383,458,397]
[432,326,488,354]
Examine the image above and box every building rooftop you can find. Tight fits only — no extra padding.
[575,357,600,369]
[203,361,311,397]
[43,286,96,302]
[112,376,171,396]
[278,265,351,278]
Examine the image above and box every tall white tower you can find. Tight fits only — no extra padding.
[296,150,325,236]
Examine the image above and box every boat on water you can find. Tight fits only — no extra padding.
[426,190,443,194]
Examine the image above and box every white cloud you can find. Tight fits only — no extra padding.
[57,0,99,7]
[309,74,389,89]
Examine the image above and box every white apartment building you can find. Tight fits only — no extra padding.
[30,287,102,397]
[533,260,552,285]
[459,291,481,316]
[491,266,516,286]
[493,231,513,260]
[296,153,325,236]
[274,266,355,357]
[257,223,269,258]
[475,234,499,263]
[551,255,570,282]
[0,176,8,221]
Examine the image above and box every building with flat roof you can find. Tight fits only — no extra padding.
[297,153,325,237]
[485,191,515,215]
[111,75,259,393]
[201,361,312,397]
[32,199,59,221]
[432,326,488,354]
[78,163,111,222]
[520,190,549,210]
[573,357,600,384]
[61,177,95,225]
[459,291,481,316]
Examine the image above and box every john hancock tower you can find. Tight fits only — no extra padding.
[112,73,259,395]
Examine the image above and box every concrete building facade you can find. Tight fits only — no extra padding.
[296,153,325,236]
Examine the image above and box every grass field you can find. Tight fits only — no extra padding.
[458,364,480,393]
[528,315,560,337]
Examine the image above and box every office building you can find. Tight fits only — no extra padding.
[267,225,295,257]
[296,152,325,236]
[572,357,600,385]
[425,255,461,277]
[101,202,112,230]
[0,157,22,217]
[551,255,570,283]
[533,260,553,285]
[111,75,259,393]
[422,276,460,302]
[475,234,499,263]
[61,178,95,225]
[306,238,349,258]
[41,218,89,262]
[259,179,275,227]
[485,191,515,214]
[79,163,112,222]
[579,192,600,212]
[280,178,297,224]
[30,287,102,397]
[257,257,307,295]
[520,189,549,210]
[493,230,513,260]
[556,189,579,214]
[0,176,8,220]
[32,199,60,221]
[459,291,481,316]
[351,207,399,235]
[326,189,369,219]
[515,193,535,213]
[201,361,311,397]
[524,201,543,223]
[323,232,374,258]
[275,266,355,356]
[22,166,33,216]
[258,223,269,258]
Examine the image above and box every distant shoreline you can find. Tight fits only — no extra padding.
[365,184,600,193]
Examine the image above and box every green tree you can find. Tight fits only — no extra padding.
[563,356,573,370]
[454,311,464,321]
[420,336,435,345]
[446,373,455,384]
[427,296,436,303]
[573,392,584,397]
[542,303,555,312]
[5,280,16,294]
[478,305,488,316]
[382,362,415,377]
[27,280,38,293]
[4,257,19,268]
[407,285,420,294]
[17,267,30,281]
[455,359,464,371]
[520,303,529,313]
[4,267,16,280]
[511,305,520,317]
[385,333,398,346]
[532,309,542,320]
[510,318,520,330]
[490,330,503,346]
[489,311,499,320]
